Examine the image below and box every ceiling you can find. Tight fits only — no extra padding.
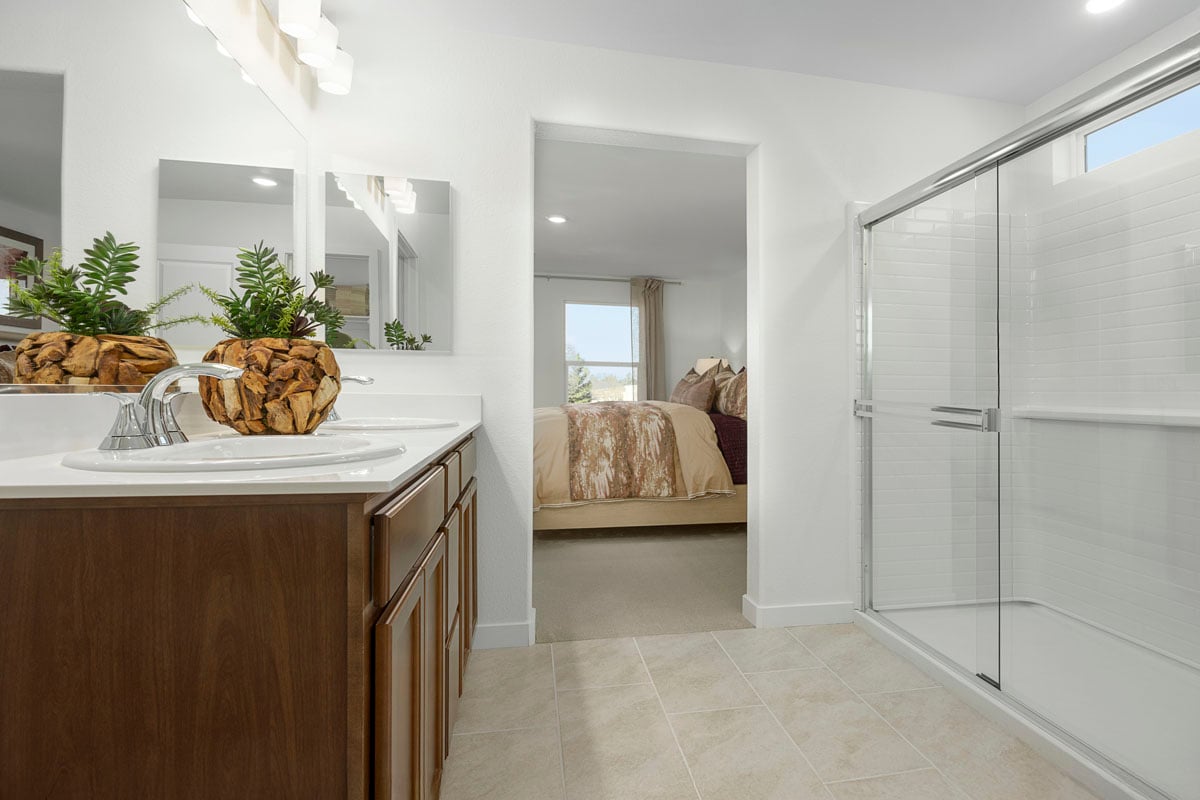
[534,138,746,281]
[404,0,1200,105]
[159,161,295,205]
[0,71,62,218]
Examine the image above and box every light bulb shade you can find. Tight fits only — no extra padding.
[384,176,411,197]
[297,16,338,68]
[318,49,354,95]
[279,0,321,39]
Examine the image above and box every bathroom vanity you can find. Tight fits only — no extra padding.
[0,400,480,800]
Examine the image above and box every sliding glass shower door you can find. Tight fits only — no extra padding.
[862,168,1001,686]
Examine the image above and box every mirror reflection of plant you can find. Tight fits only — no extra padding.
[6,232,203,335]
[201,242,345,338]
[384,319,433,351]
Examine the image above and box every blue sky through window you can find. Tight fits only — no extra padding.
[565,303,637,363]
[1086,83,1200,171]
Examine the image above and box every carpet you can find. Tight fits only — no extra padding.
[533,524,751,643]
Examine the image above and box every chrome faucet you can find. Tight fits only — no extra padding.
[98,363,245,450]
[326,375,374,422]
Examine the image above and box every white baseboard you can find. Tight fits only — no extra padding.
[742,595,854,628]
[473,617,535,650]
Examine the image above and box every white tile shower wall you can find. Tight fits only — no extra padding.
[1006,138,1200,666]
[865,178,1001,611]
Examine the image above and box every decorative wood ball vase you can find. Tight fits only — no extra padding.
[199,337,342,435]
[13,332,179,387]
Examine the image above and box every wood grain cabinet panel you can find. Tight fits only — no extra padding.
[460,478,479,659]
[374,466,446,605]
[374,572,425,800]
[0,433,477,800]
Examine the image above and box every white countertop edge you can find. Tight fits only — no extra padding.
[0,420,481,500]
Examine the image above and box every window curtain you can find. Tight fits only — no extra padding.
[630,277,666,401]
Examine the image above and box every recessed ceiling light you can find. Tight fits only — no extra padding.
[252,176,278,187]
[546,215,568,224]
[1085,0,1125,13]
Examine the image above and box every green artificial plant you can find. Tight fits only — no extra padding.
[202,242,345,339]
[384,319,433,351]
[5,232,200,336]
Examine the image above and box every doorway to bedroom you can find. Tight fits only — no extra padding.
[532,124,751,643]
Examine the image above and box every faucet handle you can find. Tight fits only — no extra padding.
[97,392,155,451]
[342,375,374,386]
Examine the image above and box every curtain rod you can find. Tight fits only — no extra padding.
[534,272,684,286]
[859,31,1200,228]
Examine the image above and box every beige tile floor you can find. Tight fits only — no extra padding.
[440,623,1100,800]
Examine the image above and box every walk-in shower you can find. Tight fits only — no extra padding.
[856,34,1200,800]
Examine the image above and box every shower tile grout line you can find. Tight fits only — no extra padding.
[708,631,839,800]
[782,626,976,799]
[631,637,704,800]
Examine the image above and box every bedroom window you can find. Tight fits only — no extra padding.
[1083,79,1200,171]
[564,302,639,403]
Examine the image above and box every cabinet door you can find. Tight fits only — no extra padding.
[374,573,425,800]
[445,612,462,755]
[461,478,478,662]
[419,531,448,799]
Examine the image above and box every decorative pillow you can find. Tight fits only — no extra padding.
[711,364,737,397]
[669,366,719,411]
[715,367,747,419]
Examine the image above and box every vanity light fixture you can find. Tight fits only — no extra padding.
[278,0,322,39]
[546,215,568,224]
[252,176,278,187]
[1085,0,1125,12]
[297,16,339,69]
[317,49,354,95]
[184,3,205,26]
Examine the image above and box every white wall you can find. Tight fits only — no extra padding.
[3,0,1021,646]
[307,19,1020,640]
[0,0,304,306]
[159,199,293,254]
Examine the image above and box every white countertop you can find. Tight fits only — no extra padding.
[0,392,481,500]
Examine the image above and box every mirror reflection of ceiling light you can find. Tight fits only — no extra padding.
[1085,0,1125,12]
[240,70,257,86]
[279,0,322,39]
[546,215,568,224]
[215,42,233,59]
[252,176,278,187]
[384,177,417,214]
[298,16,339,69]
[185,4,205,26]
[317,49,354,95]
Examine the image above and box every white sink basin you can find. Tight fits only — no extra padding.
[61,433,406,473]
[320,417,459,431]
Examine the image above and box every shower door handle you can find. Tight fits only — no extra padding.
[855,401,1000,433]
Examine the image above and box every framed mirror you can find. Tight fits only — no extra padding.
[325,172,451,352]
[0,71,62,337]
[157,160,300,348]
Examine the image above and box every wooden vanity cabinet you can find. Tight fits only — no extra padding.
[0,433,478,800]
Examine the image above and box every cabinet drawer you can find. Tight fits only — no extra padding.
[457,437,476,485]
[440,451,461,514]
[373,466,446,605]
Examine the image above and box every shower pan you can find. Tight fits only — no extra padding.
[855,34,1200,800]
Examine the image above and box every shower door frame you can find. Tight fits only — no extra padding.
[852,36,1200,799]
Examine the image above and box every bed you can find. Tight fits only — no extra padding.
[533,399,747,530]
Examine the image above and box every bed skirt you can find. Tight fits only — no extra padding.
[533,484,747,531]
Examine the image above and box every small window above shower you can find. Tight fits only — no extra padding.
[1082,77,1200,171]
